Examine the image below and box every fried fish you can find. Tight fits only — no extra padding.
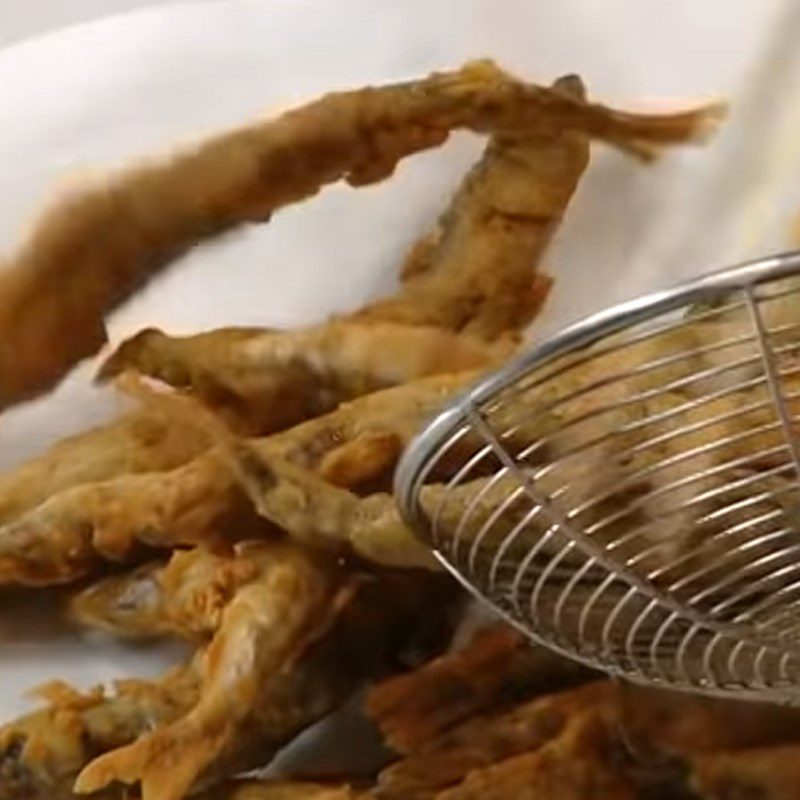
[74,541,339,800]
[0,563,456,800]
[0,369,481,585]
[354,75,587,339]
[98,323,507,435]
[0,399,210,526]
[366,624,596,754]
[0,60,721,410]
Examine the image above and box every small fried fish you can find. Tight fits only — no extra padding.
[98,323,506,435]
[366,624,595,753]
[375,681,616,799]
[0,666,200,800]
[0,449,251,585]
[0,370,479,585]
[70,547,261,641]
[355,75,588,339]
[435,709,635,800]
[0,59,721,410]
[75,541,339,800]
[0,400,210,527]
[0,565,456,800]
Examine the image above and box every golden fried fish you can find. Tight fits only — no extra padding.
[366,624,595,754]
[0,448,250,585]
[98,323,507,435]
[0,370,480,585]
[355,75,588,339]
[74,541,339,800]
[0,400,210,526]
[70,547,261,641]
[0,666,200,800]
[0,564,456,800]
[0,60,721,409]
[375,681,617,799]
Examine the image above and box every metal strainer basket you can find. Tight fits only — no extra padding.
[395,250,800,704]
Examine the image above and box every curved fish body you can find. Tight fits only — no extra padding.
[0,370,479,585]
[99,323,506,435]
[0,561,457,800]
[0,60,720,409]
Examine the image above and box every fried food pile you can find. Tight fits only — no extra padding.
[362,623,800,800]
[0,59,743,800]
[0,61,722,410]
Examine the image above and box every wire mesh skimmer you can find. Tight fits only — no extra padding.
[395,250,800,704]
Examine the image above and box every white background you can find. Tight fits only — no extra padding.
[0,1,169,48]
[1,0,800,758]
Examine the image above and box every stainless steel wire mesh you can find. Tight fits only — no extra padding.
[395,251,800,702]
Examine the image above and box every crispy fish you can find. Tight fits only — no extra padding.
[0,665,200,800]
[0,400,210,526]
[96,76,588,434]
[98,323,506,435]
[434,710,635,800]
[366,624,595,754]
[375,681,616,799]
[208,442,434,568]
[0,370,479,585]
[0,448,251,585]
[355,75,587,339]
[70,547,262,641]
[74,541,339,800]
[0,567,456,800]
[221,440,522,569]
[0,59,721,410]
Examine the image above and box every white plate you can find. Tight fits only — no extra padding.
[0,0,799,767]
